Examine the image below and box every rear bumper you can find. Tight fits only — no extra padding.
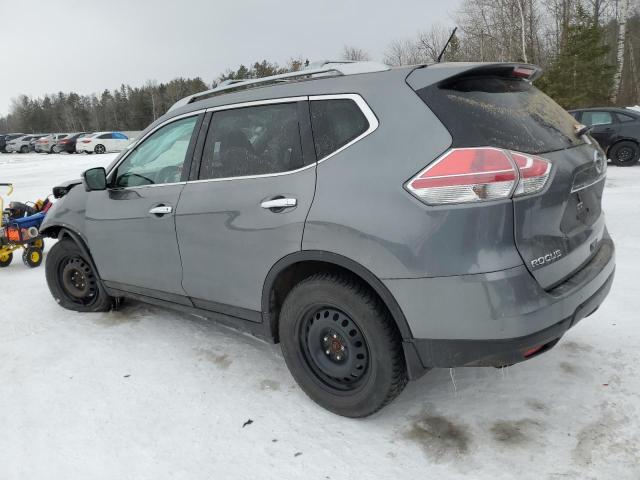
[384,235,615,372]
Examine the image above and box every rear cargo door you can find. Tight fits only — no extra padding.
[410,64,607,289]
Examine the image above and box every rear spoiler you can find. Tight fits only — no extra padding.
[406,62,543,91]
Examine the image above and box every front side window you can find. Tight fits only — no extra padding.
[113,116,198,188]
[310,99,369,159]
[199,102,303,180]
[582,111,613,126]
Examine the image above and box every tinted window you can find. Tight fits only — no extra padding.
[617,113,635,123]
[199,103,303,180]
[113,132,128,140]
[98,133,112,139]
[310,99,369,159]
[582,111,613,126]
[113,116,198,188]
[417,77,583,154]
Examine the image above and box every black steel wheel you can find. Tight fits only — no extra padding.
[45,238,112,312]
[610,141,640,166]
[279,273,408,418]
[301,306,370,391]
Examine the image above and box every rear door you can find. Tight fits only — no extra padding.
[86,114,203,298]
[176,99,316,317]
[580,110,618,149]
[412,66,607,289]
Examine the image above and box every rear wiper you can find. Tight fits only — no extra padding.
[575,124,592,137]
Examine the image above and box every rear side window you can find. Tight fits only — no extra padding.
[199,102,303,180]
[310,99,369,159]
[616,113,635,123]
[97,133,112,139]
[582,111,613,126]
[416,76,583,154]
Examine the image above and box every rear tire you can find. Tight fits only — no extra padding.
[94,144,106,154]
[610,141,640,166]
[45,238,113,312]
[20,146,28,153]
[279,273,407,418]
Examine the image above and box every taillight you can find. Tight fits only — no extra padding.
[510,152,552,197]
[406,147,551,205]
[81,139,91,143]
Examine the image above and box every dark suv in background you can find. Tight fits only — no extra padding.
[41,61,615,417]
[570,107,640,166]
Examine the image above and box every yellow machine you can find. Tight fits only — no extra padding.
[1,183,46,268]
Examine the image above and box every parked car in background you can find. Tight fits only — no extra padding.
[42,61,615,417]
[29,134,48,152]
[570,107,640,166]
[76,131,130,154]
[35,133,69,153]
[54,132,91,153]
[6,134,47,153]
[0,133,24,153]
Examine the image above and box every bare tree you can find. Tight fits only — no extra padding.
[342,46,371,61]
[611,0,631,102]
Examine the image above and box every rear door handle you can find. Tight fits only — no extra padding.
[260,198,297,210]
[149,205,173,216]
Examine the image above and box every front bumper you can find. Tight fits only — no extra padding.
[385,236,615,372]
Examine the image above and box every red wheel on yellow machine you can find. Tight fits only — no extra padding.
[0,251,13,268]
[22,247,43,268]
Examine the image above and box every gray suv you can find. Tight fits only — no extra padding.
[41,61,615,417]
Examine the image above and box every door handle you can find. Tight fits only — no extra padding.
[260,198,297,210]
[149,205,173,216]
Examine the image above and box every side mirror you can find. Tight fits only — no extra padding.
[82,167,107,191]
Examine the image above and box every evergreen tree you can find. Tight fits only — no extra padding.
[537,7,614,109]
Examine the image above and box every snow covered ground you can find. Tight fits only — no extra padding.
[1,152,639,480]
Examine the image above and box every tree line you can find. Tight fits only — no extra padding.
[1,0,638,134]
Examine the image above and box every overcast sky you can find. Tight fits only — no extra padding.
[0,0,460,116]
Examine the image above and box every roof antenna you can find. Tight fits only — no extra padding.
[437,27,458,63]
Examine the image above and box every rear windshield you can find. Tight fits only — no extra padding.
[416,76,583,154]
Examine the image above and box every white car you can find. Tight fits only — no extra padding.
[76,131,131,154]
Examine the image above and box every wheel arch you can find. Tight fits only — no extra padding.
[608,137,640,152]
[262,251,414,343]
[43,225,105,283]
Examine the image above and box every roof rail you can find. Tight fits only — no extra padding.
[168,61,390,112]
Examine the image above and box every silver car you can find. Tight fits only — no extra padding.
[35,133,70,153]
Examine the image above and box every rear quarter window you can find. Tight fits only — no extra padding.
[416,76,583,154]
[310,99,369,159]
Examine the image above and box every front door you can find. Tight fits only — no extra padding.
[85,114,202,299]
[176,100,316,318]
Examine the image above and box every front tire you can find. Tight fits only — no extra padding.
[45,238,113,312]
[279,273,407,418]
[0,251,13,268]
[22,247,43,268]
[610,141,640,166]
[20,146,28,153]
